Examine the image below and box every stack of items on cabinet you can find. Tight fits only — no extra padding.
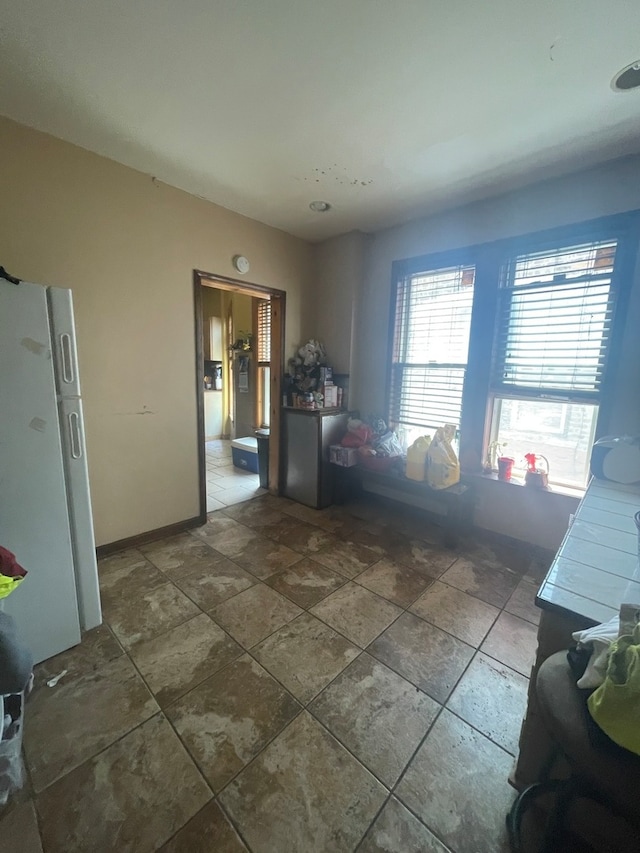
[286,339,343,410]
[0,547,32,806]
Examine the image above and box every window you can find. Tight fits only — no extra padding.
[389,264,474,448]
[387,212,638,492]
[256,300,271,427]
[490,240,617,488]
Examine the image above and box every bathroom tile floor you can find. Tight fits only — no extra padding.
[205,439,266,512]
[6,493,555,852]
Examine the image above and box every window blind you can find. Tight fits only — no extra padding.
[493,240,618,400]
[389,264,474,431]
[256,300,271,365]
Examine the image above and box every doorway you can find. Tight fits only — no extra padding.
[193,270,286,522]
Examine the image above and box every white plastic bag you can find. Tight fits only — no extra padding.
[0,693,25,806]
[426,426,460,490]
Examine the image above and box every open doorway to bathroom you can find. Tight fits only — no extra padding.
[193,270,285,521]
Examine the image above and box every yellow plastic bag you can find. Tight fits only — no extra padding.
[0,574,25,600]
[588,621,640,755]
[426,426,460,490]
[406,436,431,482]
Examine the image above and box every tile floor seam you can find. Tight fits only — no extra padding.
[214,791,258,853]
[120,643,218,807]
[26,651,164,797]
[143,542,273,611]
[351,565,437,610]
[475,645,535,680]
[105,601,207,654]
[206,705,306,800]
[440,701,520,760]
[130,625,246,712]
[302,692,410,793]
[241,613,366,703]
[503,606,539,628]
[352,791,395,853]
[157,640,303,725]
[172,621,400,802]
[29,708,171,805]
[264,559,352,608]
[198,575,366,658]
[116,521,525,706]
[31,798,47,853]
[384,702,453,847]
[436,638,532,757]
[359,593,479,692]
[157,573,259,617]
[400,597,495,651]
[87,496,540,851]
[158,631,269,716]
[153,700,225,802]
[308,595,408,655]
[364,602,498,711]
[19,729,45,850]
[212,704,399,852]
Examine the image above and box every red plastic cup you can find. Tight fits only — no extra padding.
[497,456,515,481]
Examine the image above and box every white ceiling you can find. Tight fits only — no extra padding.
[1,0,640,241]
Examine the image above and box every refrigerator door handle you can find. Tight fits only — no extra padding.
[68,411,83,459]
[59,333,75,385]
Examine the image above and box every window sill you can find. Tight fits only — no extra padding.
[464,470,585,500]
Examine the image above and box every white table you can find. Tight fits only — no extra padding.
[513,477,640,788]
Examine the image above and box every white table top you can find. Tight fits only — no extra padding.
[537,478,640,625]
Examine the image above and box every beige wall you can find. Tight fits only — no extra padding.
[307,231,369,375]
[0,116,313,545]
[348,155,640,549]
[231,292,253,343]
[201,287,221,324]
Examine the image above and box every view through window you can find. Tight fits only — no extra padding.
[388,223,629,492]
[389,264,474,450]
[490,240,617,488]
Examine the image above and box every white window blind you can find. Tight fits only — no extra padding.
[493,240,618,400]
[390,264,474,431]
[256,300,271,365]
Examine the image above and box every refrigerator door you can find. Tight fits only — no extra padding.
[48,287,102,631]
[48,285,81,398]
[58,396,102,631]
[0,281,81,662]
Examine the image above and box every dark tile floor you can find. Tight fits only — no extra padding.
[3,493,549,853]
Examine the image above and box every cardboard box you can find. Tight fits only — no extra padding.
[322,384,338,408]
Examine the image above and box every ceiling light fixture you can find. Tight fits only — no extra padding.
[309,200,331,212]
[611,61,640,92]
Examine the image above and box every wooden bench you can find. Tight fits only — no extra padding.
[333,464,474,548]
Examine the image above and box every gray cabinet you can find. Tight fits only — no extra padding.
[282,408,349,508]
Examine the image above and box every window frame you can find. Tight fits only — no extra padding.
[389,259,476,440]
[254,298,272,429]
[386,210,640,486]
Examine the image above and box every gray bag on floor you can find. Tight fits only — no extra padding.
[0,692,25,805]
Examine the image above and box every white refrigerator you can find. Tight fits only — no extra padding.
[0,278,101,663]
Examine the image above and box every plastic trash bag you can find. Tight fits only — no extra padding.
[426,426,460,490]
[374,431,403,458]
[0,693,25,806]
[588,619,640,755]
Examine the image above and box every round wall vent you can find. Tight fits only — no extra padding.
[611,61,640,92]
